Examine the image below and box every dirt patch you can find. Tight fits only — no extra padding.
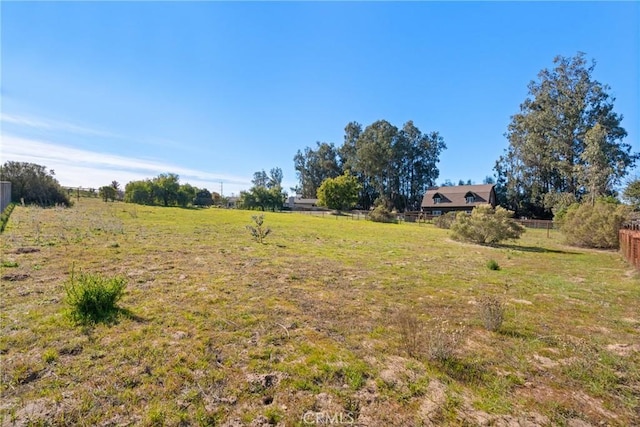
[606,343,640,356]
[516,383,617,424]
[355,398,416,426]
[418,379,447,424]
[530,354,559,370]
[246,372,284,392]
[4,398,56,426]
[510,298,533,305]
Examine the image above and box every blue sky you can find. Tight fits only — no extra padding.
[1,2,638,197]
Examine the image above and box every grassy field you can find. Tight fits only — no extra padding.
[1,198,638,426]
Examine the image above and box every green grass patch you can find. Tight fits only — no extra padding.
[1,260,18,268]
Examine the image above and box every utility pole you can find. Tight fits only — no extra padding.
[220,182,223,198]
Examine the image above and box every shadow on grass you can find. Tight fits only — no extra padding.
[495,244,581,255]
[119,307,148,323]
[71,307,146,327]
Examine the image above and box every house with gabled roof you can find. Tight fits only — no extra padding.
[421,184,497,216]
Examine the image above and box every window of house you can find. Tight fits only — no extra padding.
[432,210,442,216]
[466,195,475,203]
[433,196,441,204]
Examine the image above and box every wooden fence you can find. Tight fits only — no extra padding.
[620,222,640,270]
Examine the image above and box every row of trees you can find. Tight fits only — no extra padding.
[0,161,72,207]
[494,53,639,218]
[123,173,220,207]
[238,168,287,211]
[294,120,446,211]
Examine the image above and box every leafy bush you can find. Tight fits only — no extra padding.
[64,269,127,325]
[478,296,505,332]
[368,205,397,223]
[246,214,271,243]
[432,211,457,229]
[450,205,524,245]
[559,199,631,248]
[486,259,500,271]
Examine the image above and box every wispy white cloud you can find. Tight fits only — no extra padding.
[0,112,188,150]
[0,134,251,195]
[1,112,121,139]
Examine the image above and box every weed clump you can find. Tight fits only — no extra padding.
[486,259,501,271]
[246,215,271,243]
[42,348,58,364]
[395,309,466,361]
[64,269,127,325]
[395,308,424,358]
[478,296,505,332]
[426,319,466,362]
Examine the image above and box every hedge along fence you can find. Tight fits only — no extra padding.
[620,222,640,270]
[0,203,16,233]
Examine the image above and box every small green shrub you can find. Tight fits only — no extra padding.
[478,296,505,332]
[432,212,457,229]
[64,269,127,325]
[246,215,271,243]
[486,259,500,271]
[559,199,631,249]
[368,205,397,223]
[450,205,524,245]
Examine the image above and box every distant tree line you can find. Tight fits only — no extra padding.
[123,173,219,207]
[239,168,287,211]
[294,120,446,211]
[494,53,639,218]
[0,161,71,207]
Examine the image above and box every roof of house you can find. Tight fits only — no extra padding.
[421,184,495,209]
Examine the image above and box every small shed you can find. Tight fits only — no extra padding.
[0,181,11,212]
